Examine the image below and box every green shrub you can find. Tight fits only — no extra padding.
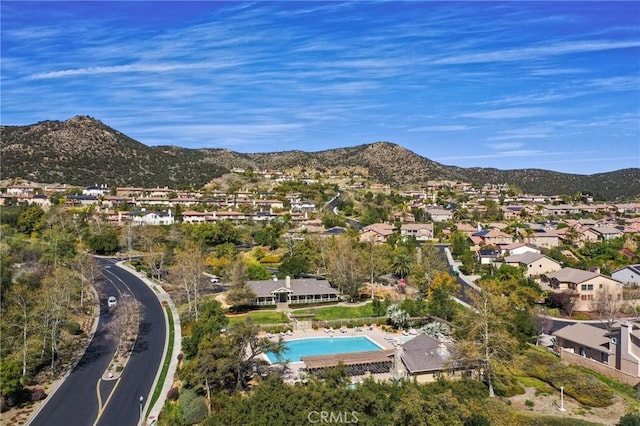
[64,321,82,335]
[519,349,613,407]
[179,388,207,425]
[620,412,640,426]
[525,399,534,408]
[259,254,282,263]
[572,312,591,320]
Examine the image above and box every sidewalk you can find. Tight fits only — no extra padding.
[116,262,182,426]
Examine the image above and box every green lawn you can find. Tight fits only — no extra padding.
[291,303,375,320]
[226,310,290,326]
[147,301,174,417]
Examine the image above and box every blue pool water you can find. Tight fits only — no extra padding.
[266,336,383,363]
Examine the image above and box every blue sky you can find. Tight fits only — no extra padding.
[2,1,639,175]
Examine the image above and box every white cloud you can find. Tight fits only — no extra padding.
[408,125,472,132]
[487,142,525,150]
[461,108,547,119]
[434,40,640,65]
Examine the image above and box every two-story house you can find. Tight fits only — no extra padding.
[503,252,562,277]
[541,267,623,312]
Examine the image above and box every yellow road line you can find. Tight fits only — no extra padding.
[93,377,121,426]
[96,378,103,412]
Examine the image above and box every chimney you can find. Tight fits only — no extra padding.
[285,276,291,289]
[620,322,640,376]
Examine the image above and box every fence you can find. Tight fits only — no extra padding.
[560,349,640,387]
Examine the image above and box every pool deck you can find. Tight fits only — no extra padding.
[261,326,410,383]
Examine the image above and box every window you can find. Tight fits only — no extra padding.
[581,284,594,291]
[601,353,609,363]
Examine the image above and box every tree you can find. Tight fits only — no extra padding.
[455,282,519,398]
[5,278,40,377]
[391,252,413,279]
[246,263,272,280]
[277,254,308,279]
[427,272,460,321]
[591,287,623,330]
[39,267,72,372]
[533,306,551,346]
[173,240,207,320]
[325,236,366,302]
[548,290,579,317]
[451,231,469,258]
[386,304,408,329]
[73,251,98,308]
[194,320,286,393]
[225,257,256,309]
[182,299,229,359]
[85,226,120,255]
[411,245,448,295]
[16,205,45,234]
[0,360,23,401]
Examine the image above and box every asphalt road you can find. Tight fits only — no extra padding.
[31,258,166,426]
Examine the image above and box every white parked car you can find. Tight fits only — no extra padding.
[210,277,220,283]
[107,296,117,307]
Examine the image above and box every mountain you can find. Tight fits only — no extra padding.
[2,116,638,200]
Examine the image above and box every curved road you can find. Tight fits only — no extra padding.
[31,258,166,426]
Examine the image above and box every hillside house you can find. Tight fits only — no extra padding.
[503,252,562,277]
[130,210,174,226]
[612,265,640,287]
[541,267,624,312]
[553,322,640,379]
[470,229,514,247]
[360,223,396,244]
[400,223,434,241]
[499,242,540,257]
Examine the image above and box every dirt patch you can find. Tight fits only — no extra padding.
[509,386,627,425]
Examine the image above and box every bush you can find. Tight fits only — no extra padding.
[166,387,180,401]
[180,388,207,425]
[572,312,591,320]
[519,349,613,407]
[465,413,491,426]
[65,321,83,335]
[30,387,46,402]
[524,399,534,409]
[620,412,640,426]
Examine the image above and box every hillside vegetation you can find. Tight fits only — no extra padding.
[2,116,638,199]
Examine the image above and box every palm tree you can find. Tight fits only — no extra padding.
[391,252,412,279]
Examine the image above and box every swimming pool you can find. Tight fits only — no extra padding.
[266,336,383,363]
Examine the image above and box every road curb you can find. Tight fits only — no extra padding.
[115,262,181,426]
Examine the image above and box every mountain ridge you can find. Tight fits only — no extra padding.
[1,116,638,200]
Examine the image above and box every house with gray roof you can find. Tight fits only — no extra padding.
[248,276,341,306]
[612,265,640,286]
[399,334,480,383]
[541,267,623,312]
[503,252,562,277]
[553,321,640,379]
[553,323,612,363]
